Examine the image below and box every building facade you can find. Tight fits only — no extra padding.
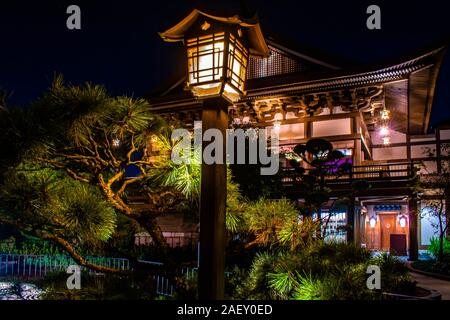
[148,13,447,258]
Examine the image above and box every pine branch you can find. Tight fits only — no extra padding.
[0,217,128,274]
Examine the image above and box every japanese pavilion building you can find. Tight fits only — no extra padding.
[146,9,448,259]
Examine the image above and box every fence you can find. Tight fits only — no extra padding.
[282,161,417,186]
[153,267,198,297]
[0,253,130,278]
[0,253,202,298]
[135,232,199,248]
[153,267,234,297]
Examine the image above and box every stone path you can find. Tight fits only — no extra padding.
[0,282,44,300]
[410,272,450,300]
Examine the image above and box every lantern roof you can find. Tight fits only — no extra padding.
[159,9,270,58]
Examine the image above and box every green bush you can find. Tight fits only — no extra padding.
[0,238,63,256]
[38,272,157,300]
[428,237,450,259]
[228,242,415,300]
[412,260,450,276]
[368,253,412,295]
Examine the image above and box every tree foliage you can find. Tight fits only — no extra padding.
[0,76,199,271]
[419,144,450,262]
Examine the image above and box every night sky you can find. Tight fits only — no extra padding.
[0,0,449,129]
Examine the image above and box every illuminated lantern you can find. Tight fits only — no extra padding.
[111,138,121,148]
[399,215,408,228]
[369,216,377,228]
[273,120,281,131]
[159,9,269,103]
[379,106,391,145]
[379,125,389,137]
[159,9,269,300]
[380,107,390,120]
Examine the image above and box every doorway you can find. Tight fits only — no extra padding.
[365,211,409,253]
[380,214,397,251]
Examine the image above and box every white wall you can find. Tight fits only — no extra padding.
[312,118,352,137]
[371,129,406,145]
[440,129,450,140]
[372,146,407,161]
[278,123,304,140]
[411,145,436,158]
[418,161,437,174]
[420,205,441,246]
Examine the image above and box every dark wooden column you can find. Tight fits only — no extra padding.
[198,98,228,300]
[347,197,355,243]
[408,194,419,261]
[354,205,361,246]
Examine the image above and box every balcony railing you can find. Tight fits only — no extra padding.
[282,161,417,186]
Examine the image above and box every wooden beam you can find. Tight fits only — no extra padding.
[198,97,228,300]
[408,194,419,261]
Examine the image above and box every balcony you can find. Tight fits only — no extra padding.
[282,161,418,196]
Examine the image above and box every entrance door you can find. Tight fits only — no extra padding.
[380,214,397,251]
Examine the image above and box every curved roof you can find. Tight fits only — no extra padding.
[158,9,270,57]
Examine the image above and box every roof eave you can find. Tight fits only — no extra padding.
[158,9,269,57]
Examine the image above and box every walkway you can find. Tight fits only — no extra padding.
[0,282,44,300]
[410,272,450,300]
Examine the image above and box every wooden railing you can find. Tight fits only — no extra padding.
[135,232,198,248]
[351,162,413,180]
[0,253,130,278]
[282,161,417,185]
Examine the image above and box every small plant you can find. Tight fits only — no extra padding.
[228,243,415,300]
[369,253,413,295]
[292,274,322,300]
[428,237,450,259]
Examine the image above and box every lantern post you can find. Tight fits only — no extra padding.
[159,9,269,299]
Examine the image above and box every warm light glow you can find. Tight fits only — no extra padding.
[112,138,121,148]
[223,83,240,102]
[379,126,389,136]
[399,215,407,228]
[242,116,250,124]
[273,120,281,131]
[380,108,390,120]
[382,136,391,145]
[369,216,377,228]
[186,32,248,101]
[228,34,247,92]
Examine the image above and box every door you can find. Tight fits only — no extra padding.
[380,214,397,251]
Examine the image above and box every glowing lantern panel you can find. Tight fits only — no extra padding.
[187,32,248,102]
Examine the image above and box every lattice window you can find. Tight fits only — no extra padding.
[248,47,308,79]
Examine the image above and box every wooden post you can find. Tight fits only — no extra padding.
[354,205,361,246]
[198,97,228,300]
[408,194,419,261]
[347,197,355,243]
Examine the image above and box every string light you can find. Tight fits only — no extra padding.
[399,215,408,228]
[273,120,281,131]
[369,216,377,228]
[112,138,121,148]
[379,106,391,145]
[380,107,390,121]
[379,126,389,136]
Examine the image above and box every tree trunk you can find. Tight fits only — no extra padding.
[438,207,444,262]
[136,213,169,251]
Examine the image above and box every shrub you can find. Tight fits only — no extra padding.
[428,237,450,259]
[369,253,413,295]
[229,243,415,300]
[38,272,157,300]
[412,260,450,276]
